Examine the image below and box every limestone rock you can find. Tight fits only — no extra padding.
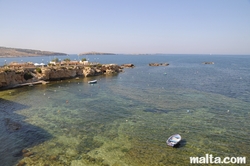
[0,63,125,88]
[4,118,22,131]
[202,62,214,64]
[49,68,77,79]
[17,160,26,166]
[102,64,122,74]
[149,63,169,66]
[121,63,135,68]
[83,67,96,77]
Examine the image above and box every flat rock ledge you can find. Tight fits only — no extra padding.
[149,63,169,66]
[0,64,125,90]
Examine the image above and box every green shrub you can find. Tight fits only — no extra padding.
[4,69,12,73]
[36,67,42,73]
[64,58,71,62]
[51,58,59,62]
[96,64,102,68]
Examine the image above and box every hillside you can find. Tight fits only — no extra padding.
[0,46,67,57]
[79,51,116,55]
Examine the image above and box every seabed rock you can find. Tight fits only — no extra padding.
[23,151,34,157]
[4,118,22,131]
[49,155,58,161]
[17,160,26,166]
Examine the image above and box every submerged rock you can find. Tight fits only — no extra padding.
[49,155,58,160]
[17,160,26,166]
[22,149,29,154]
[23,151,34,157]
[4,118,22,131]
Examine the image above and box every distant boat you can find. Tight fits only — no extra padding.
[166,134,181,147]
[88,80,97,84]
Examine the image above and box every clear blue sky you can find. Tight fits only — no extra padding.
[0,0,250,54]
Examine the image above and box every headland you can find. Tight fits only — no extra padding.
[0,46,67,57]
[0,60,134,90]
[79,51,116,55]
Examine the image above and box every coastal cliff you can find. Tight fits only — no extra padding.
[0,64,123,89]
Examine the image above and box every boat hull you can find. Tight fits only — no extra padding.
[166,134,181,147]
[88,80,97,84]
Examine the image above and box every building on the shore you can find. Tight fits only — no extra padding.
[34,63,46,67]
[49,61,78,66]
[79,60,89,65]
[49,61,57,65]
[49,60,89,66]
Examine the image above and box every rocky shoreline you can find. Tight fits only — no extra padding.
[0,64,134,90]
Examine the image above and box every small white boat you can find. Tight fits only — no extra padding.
[88,80,97,84]
[166,134,181,147]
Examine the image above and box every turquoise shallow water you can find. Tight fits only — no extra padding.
[0,55,250,166]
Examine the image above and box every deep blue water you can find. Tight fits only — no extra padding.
[0,54,249,166]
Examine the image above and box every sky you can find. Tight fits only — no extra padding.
[0,0,250,55]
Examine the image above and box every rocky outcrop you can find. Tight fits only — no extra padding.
[121,64,135,68]
[0,64,124,89]
[101,64,122,74]
[149,63,169,66]
[83,67,97,77]
[0,70,34,87]
[202,62,214,64]
[83,64,122,77]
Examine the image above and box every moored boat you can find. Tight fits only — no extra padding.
[166,134,181,147]
[88,80,97,84]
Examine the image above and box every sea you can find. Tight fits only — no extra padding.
[0,54,249,166]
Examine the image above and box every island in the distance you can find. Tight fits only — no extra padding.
[79,51,116,55]
[0,46,67,57]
